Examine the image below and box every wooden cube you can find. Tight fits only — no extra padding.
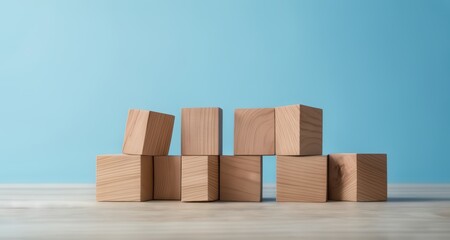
[277,155,327,202]
[328,153,387,202]
[122,109,175,156]
[181,156,219,202]
[96,154,153,202]
[234,108,275,155]
[181,108,222,155]
[220,156,262,202]
[154,156,181,200]
[275,104,322,155]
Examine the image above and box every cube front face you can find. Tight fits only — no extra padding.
[234,108,275,155]
[277,155,327,202]
[220,156,262,202]
[154,156,181,200]
[181,156,219,202]
[275,105,322,156]
[181,108,222,155]
[122,109,175,156]
[328,154,387,202]
[96,155,153,202]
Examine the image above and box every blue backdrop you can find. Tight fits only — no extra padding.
[1,0,449,183]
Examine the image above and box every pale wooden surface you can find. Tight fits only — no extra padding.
[181,156,219,201]
[277,156,327,202]
[1,184,450,239]
[234,108,275,155]
[154,156,181,200]
[181,107,223,155]
[220,156,262,202]
[96,155,153,201]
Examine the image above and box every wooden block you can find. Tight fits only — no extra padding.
[328,153,387,202]
[181,108,222,155]
[96,154,153,202]
[154,156,181,200]
[122,109,175,156]
[275,104,322,155]
[220,156,262,202]
[277,155,327,202]
[181,156,219,202]
[234,108,275,155]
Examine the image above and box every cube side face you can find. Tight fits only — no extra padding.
[181,108,222,155]
[277,156,327,202]
[140,156,153,201]
[207,156,219,201]
[220,156,262,202]
[234,108,275,155]
[143,112,175,155]
[96,155,142,201]
[328,154,357,201]
[275,105,300,155]
[357,154,387,201]
[181,156,209,201]
[154,156,181,200]
[299,105,323,155]
[122,110,148,155]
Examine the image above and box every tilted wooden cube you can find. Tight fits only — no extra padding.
[181,156,219,202]
[181,108,222,155]
[328,153,387,202]
[122,109,175,156]
[96,154,153,202]
[277,155,327,202]
[234,108,275,155]
[275,104,322,155]
[220,156,262,202]
[154,156,181,200]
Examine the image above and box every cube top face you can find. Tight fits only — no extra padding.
[122,109,175,156]
[220,156,262,202]
[234,108,275,155]
[275,104,322,156]
[154,156,181,200]
[181,156,219,202]
[181,108,222,156]
[96,154,153,202]
[328,153,387,201]
[277,155,327,202]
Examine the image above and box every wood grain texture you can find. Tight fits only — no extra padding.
[275,104,322,155]
[328,153,387,202]
[181,156,218,202]
[234,108,275,155]
[154,156,181,200]
[277,155,327,202]
[220,156,262,202]
[2,184,450,239]
[122,109,175,156]
[181,108,222,155]
[96,154,153,202]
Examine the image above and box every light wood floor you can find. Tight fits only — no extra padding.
[1,184,449,239]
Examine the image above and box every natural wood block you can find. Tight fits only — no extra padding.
[181,156,219,202]
[154,156,181,200]
[275,104,322,155]
[181,108,222,155]
[220,156,262,202]
[234,108,275,155]
[96,154,153,202]
[328,153,387,202]
[277,155,327,202]
[122,109,175,156]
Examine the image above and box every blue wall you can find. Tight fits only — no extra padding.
[1,0,449,183]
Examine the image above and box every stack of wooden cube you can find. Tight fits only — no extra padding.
[97,105,387,203]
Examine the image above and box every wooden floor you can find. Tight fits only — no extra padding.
[1,184,450,239]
